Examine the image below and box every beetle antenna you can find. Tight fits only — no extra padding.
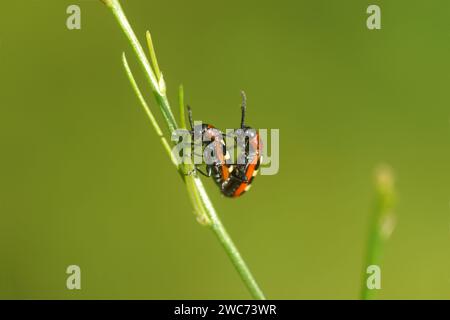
[187,105,194,130]
[240,90,247,128]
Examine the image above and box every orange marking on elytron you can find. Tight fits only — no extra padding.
[204,125,229,181]
[221,165,229,181]
[233,163,255,197]
[233,133,260,197]
[212,132,229,181]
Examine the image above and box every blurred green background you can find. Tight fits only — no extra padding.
[1,0,450,299]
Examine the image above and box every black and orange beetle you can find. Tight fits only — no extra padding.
[187,91,261,198]
[212,91,261,197]
[187,106,229,180]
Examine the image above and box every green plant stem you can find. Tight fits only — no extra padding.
[122,53,178,169]
[361,165,396,300]
[102,0,265,300]
[102,0,177,133]
[146,31,162,81]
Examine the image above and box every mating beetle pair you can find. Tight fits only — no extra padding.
[186,91,261,198]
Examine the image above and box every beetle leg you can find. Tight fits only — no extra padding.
[194,166,212,177]
[184,165,210,177]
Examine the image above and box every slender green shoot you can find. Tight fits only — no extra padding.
[177,85,212,225]
[101,0,177,132]
[121,53,174,165]
[361,165,396,300]
[146,31,162,81]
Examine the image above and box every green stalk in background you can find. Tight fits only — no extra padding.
[361,165,396,300]
[100,0,266,300]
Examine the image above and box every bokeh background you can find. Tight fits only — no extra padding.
[1,0,450,299]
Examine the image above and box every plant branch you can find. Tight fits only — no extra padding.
[103,0,177,132]
[102,0,266,299]
[122,53,177,167]
[146,31,162,81]
[361,165,396,300]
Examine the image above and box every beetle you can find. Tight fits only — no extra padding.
[187,91,261,198]
[187,106,230,180]
[210,91,261,197]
